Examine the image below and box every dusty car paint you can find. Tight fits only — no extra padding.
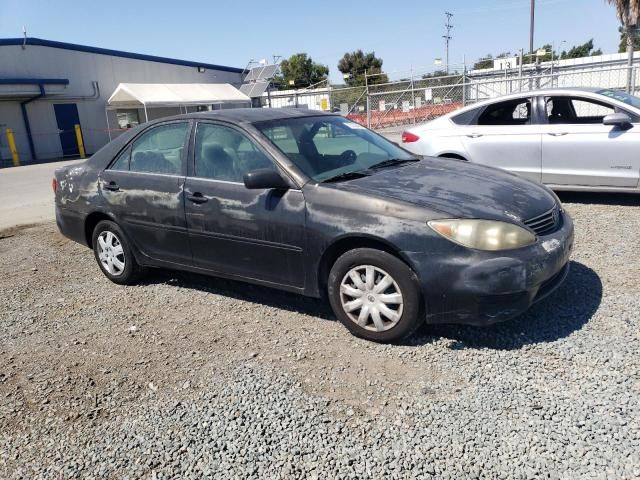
[55,109,573,326]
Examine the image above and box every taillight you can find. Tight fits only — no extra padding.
[402,131,420,143]
[52,177,57,193]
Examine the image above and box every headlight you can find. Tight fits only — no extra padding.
[428,219,536,251]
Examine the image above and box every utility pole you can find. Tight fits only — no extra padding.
[444,12,454,74]
[529,0,535,53]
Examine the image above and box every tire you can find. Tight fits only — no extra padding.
[327,248,423,343]
[91,220,145,285]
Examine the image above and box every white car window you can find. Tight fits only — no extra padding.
[477,99,532,126]
[546,97,615,125]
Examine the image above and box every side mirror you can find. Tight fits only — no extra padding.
[603,112,632,129]
[243,168,289,190]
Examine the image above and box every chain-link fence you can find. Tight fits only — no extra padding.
[323,64,640,132]
[466,65,639,104]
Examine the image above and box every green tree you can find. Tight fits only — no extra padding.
[618,25,640,52]
[473,54,494,70]
[560,39,602,59]
[274,53,328,89]
[607,0,640,91]
[337,50,388,86]
[421,70,462,87]
[474,52,514,69]
[522,44,555,64]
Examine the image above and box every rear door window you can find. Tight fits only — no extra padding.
[477,99,532,126]
[110,146,131,171]
[126,122,189,175]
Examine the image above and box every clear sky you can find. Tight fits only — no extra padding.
[0,0,623,81]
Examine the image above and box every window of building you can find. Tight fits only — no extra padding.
[116,109,140,129]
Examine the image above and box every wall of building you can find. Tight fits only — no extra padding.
[0,43,243,162]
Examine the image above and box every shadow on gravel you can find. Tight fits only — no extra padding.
[411,261,602,350]
[141,260,601,350]
[557,191,640,207]
[140,270,335,321]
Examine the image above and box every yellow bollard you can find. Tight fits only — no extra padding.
[6,128,20,167]
[74,124,86,159]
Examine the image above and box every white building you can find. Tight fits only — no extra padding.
[466,51,640,103]
[0,37,245,165]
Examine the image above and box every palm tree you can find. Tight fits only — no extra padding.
[607,0,640,92]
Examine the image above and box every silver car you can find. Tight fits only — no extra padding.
[401,88,640,192]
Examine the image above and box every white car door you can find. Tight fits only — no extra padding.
[540,95,640,188]
[461,97,542,183]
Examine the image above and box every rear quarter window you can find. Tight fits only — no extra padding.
[451,108,479,125]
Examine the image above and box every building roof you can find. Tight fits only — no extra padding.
[107,83,250,107]
[0,37,244,74]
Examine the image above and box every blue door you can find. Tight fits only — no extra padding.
[53,104,81,157]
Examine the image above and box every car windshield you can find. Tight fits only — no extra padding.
[597,89,640,109]
[254,115,417,182]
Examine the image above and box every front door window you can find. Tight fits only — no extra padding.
[545,97,615,124]
[194,123,274,182]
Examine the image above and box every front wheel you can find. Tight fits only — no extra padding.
[327,248,423,343]
[91,220,144,285]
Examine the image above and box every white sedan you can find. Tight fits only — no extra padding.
[401,88,640,192]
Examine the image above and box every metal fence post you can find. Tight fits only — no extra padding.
[410,66,416,124]
[366,95,371,129]
[518,49,524,92]
[6,128,20,166]
[461,56,467,107]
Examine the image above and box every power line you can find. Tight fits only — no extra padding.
[444,12,454,74]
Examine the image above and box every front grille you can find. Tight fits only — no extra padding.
[524,206,561,236]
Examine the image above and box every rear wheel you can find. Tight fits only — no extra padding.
[91,220,144,285]
[328,248,423,343]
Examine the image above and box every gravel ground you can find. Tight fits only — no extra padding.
[1,193,639,479]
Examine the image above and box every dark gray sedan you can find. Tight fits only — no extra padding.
[54,109,573,343]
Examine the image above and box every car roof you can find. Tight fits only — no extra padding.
[439,86,635,119]
[145,108,335,126]
[476,87,603,102]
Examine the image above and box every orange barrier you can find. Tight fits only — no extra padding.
[348,102,463,129]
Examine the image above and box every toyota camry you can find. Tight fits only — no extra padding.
[54,109,573,343]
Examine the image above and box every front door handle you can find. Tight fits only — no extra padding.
[187,192,208,204]
[466,133,483,138]
[548,132,569,136]
[103,181,120,191]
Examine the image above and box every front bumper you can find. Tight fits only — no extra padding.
[405,211,574,326]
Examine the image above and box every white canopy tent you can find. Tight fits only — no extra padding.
[106,83,251,138]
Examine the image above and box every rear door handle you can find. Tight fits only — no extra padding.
[548,132,569,136]
[187,192,208,204]
[103,181,120,191]
[466,133,483,138]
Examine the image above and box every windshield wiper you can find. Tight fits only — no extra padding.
[367,158,420,171]
[322,171,370,183]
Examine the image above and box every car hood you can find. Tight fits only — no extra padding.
[330,158,557,223]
